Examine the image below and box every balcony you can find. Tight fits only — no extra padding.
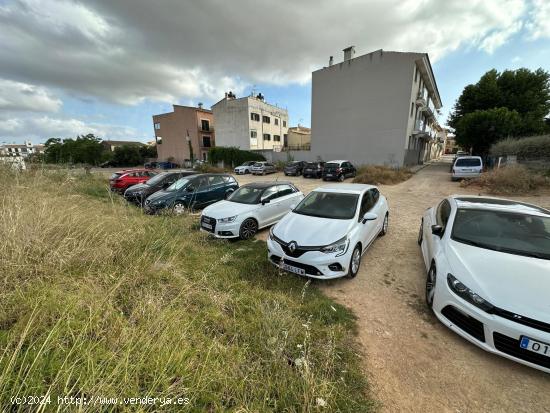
[198,126,214,133]
[415,94,427,107]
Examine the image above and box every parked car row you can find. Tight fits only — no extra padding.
[232,159,357,181]
[109,166,550,374]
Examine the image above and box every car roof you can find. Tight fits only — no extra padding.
[313,183,376,194]
[244,181,293,189]
[115,168,149,173]
[455,156,482,159]
[326,160,347,164]
[451,195,550,217]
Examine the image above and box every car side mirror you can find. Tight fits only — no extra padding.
[431,225,444,237]
[186,185,195,192]
[261,198,270,205]
[162,182,170,189]
[362,212,377,224]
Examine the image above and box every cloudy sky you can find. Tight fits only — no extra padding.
[1,0,549,144]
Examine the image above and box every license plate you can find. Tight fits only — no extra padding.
[520,336,550,357]
[326,174,333,177]
[280,262,305,275]
[201,222,212,230]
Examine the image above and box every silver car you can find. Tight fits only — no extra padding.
[251,161,276,175]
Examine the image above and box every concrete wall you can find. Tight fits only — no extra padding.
[310,50,441,167]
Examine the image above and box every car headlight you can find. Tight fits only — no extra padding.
[218,215,237,223]
[447,274,494,312]
[320,236,349,257]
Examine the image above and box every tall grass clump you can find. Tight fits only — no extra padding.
[0,166,373,411]
[461,164,550,194]
[352,165,412,185]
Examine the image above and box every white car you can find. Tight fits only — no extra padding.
[234,161,256,175]
[267,184,389,279]
[200,182,303,240]
[451,156,483,180]
[419,195,550,373]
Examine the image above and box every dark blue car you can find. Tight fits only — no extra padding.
[144,173,239,214]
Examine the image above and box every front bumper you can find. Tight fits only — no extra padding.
[433,280,550,374]
[200,217,239,238]
[266,237,351,280]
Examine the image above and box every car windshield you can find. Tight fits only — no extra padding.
[452,208,550,260]
[166,178,191,191]
[227,186,264,204]
[242,161,255,166]
[305,163,318,168]
[455,158,481,167]
[253,162,265,167]
[287,162,300,166]
[293,191,359,220]
[324,163,339,169]
[145,173,169,186]
[110,173,122,179]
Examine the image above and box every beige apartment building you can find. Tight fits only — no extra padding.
[152,104,215,164]
[310,47,443,167]
[286,126,311,149]
[212,92,288,151]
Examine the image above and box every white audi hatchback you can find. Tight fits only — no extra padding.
[200,182,303,240]
[267,184,389,279]
[419,195,550,373]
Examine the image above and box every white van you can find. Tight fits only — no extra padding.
[451,156,483,181]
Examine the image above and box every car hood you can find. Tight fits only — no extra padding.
[446,240,550,322]
[273,212,353,246]
[125,183,150,194]
[146,189,178,203]
[202,200,258,218]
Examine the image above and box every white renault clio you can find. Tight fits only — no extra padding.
[267,184,389,279]
[200,182,303,240]
[419,195,550,373]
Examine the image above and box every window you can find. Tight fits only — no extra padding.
[154,122,160,130]
[273,135,280,142]
[261,186,279,202]
[201,119,210,131]
[274,118,279,125]
[202,136,211,147]
[436,199,452,229]
[415,66,418,82]
[202,152,207,161]
[283,120,287,127]
[250,112,260,121]
[371,188,380,204]
[277,184,295,197]
[208,175,225,186]
[250,130,257,138]
[410,102,414,117]
[223,176,236,184]
[359,191,374,219]
[156,136,162,145]
[263,133,271,141]
[262,115,270,124]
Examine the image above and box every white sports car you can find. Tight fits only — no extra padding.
[419,195,550,373]
[200,182,303,240]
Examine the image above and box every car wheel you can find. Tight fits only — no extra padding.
[417,220,423,245]
[425,263,437,308]
[173,202,187,215]
[239,218,258,240]
[338,174,345,182]
[347,244,362,278]
[380,213,389,236]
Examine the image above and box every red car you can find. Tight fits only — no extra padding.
[109,169,157,192]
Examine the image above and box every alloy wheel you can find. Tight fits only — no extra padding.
[348,246,361,278]
[426,265,436,308]
[173,203,187,215]
[240,218,258,240]
[339,174,345,182]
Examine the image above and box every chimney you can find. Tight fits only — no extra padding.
[198,102,203,109]
[343,46,355,61]
[329,56,334,66]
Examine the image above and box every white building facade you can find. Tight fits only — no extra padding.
[311,48,443,167]
[212,93,289,151]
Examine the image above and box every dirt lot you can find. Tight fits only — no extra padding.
[237,162,550,413]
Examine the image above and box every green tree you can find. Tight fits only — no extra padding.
[449,68,550,154]
[112,145,143,166]
[454,107,521,154]
[43,134,103,165]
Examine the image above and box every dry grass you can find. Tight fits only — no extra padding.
[353,165,413,185]
[461,164,550,194]
[0,166,373,411]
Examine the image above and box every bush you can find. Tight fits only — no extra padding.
[0,167,373,411]
[209,147,265,168]
[352,165,413,185]
[461,164,550,194]
[490,135,550,159]
[194,163,227,173]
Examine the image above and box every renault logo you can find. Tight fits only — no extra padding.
[288,241,298,253]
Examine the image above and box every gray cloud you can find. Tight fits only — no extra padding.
[0,0,533,106]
